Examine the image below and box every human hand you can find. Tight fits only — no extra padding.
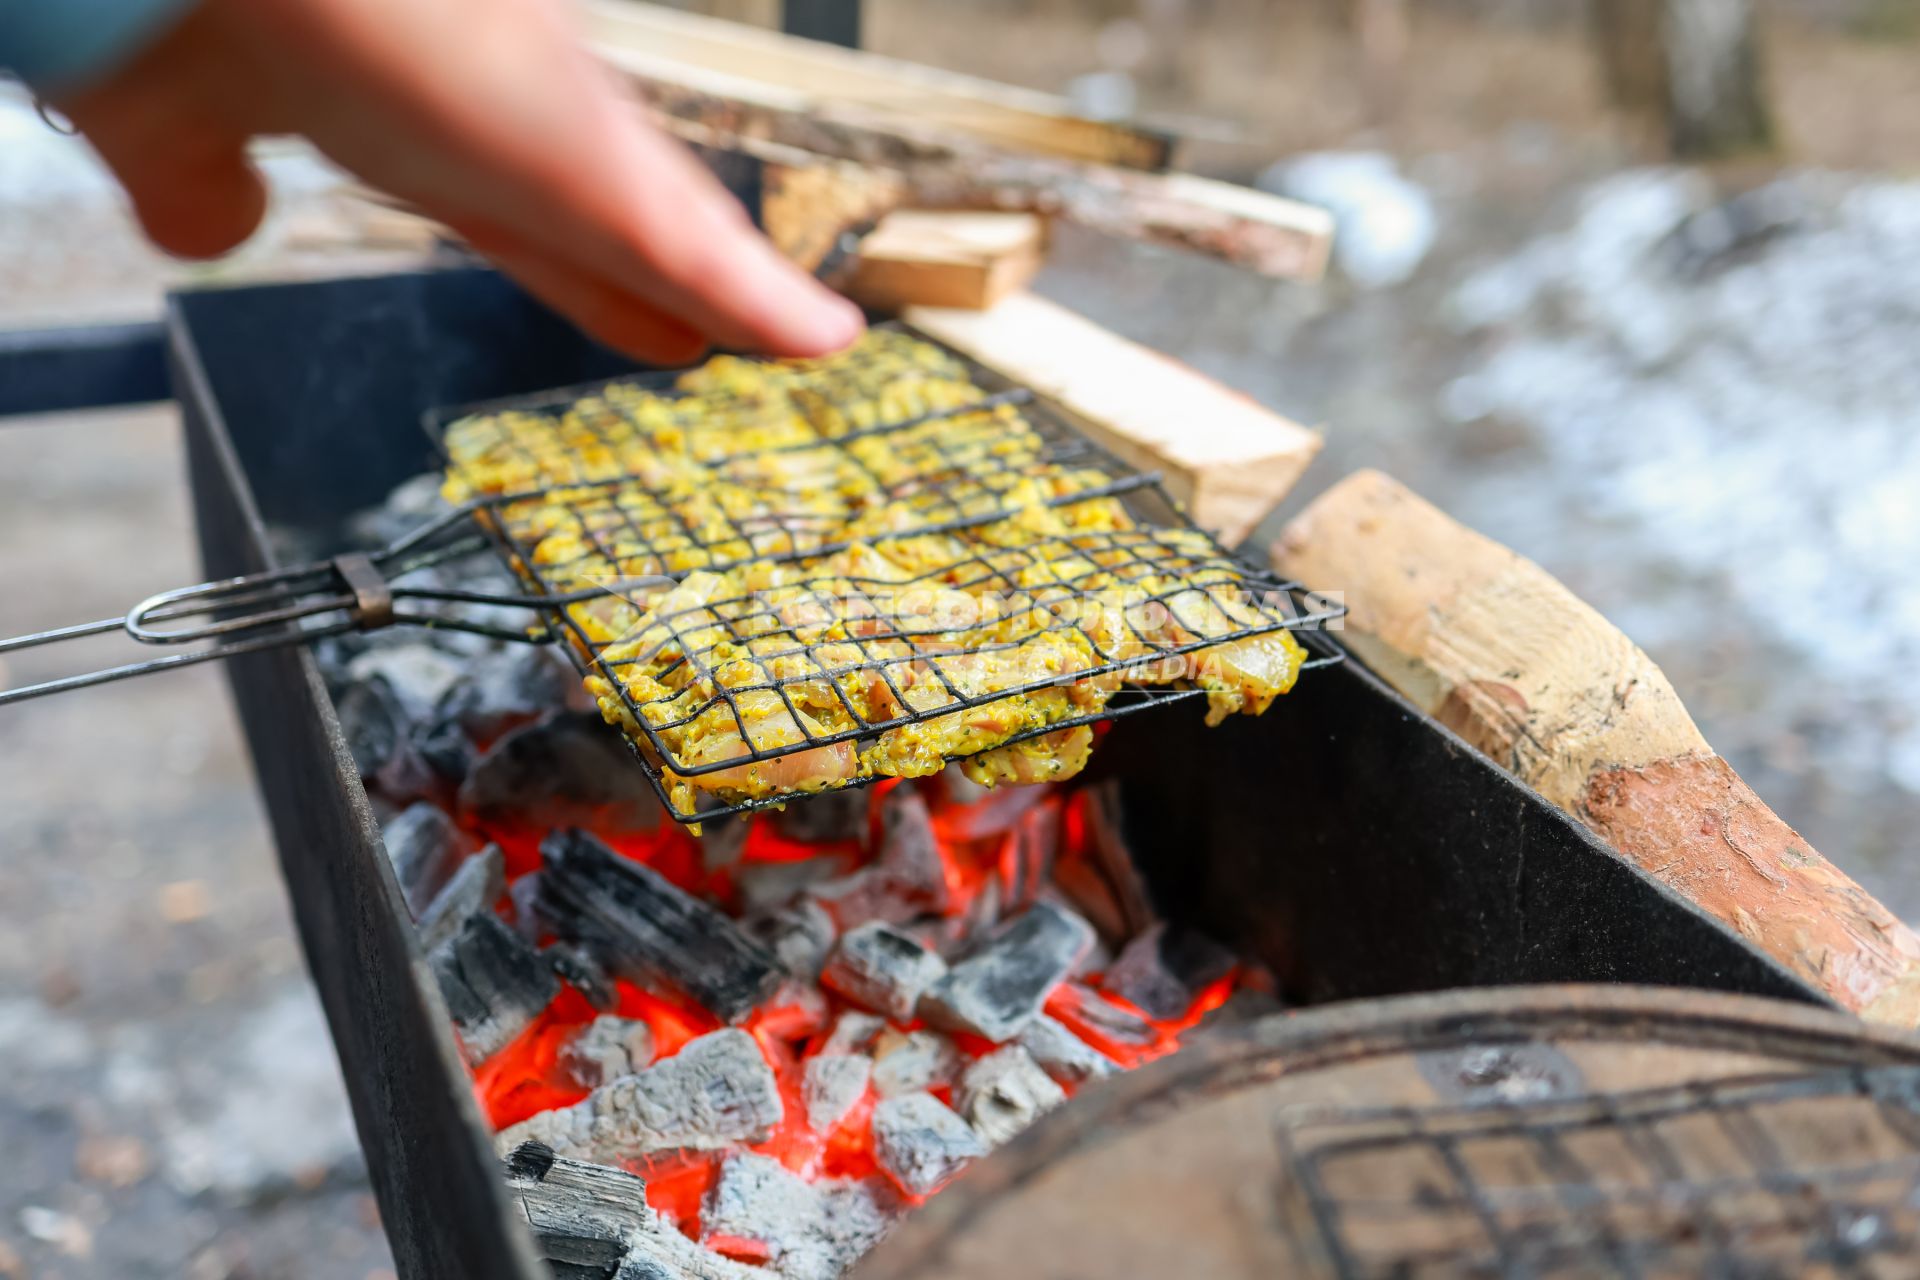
[53,0,865,363]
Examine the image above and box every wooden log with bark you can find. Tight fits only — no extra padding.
[1273,469,1920,1025]
[600,43,1333,282]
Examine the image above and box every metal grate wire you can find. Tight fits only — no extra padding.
[1274,1064,1920,1278]
[427,324,1344,823]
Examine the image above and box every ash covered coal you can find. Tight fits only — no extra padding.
[313,470,1258,1279]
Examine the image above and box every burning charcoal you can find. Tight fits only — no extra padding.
[560,1015,656,1089]
[1052,782,1157,945]
[697,816,751,873]
[805,787,951,929]
[871,1093,986,1198]
[508,871,546,941]
[1004,800,1061,912]
[502,1141,650,1274]
[1017,1014,1117,1087]
[503,1142,767,1280]
[411,711,477,787]
[460,713,663,837]
[702,1153,900,1280]
[734,853,856,916]
[1053,982,1161,1053]
[338,676,437,798]
[345,643,468,721]
[770,788,870,845]
[802,1054,872,1134]
[744,900,837,983]
[497,1030,782,1164]
[538,829,783,1023]
[819,923,948,1022]
[431,912,559,1065]
[384,802,470,917]
[871,1029,962,1099]
[922,874,1003,960]
[547,943,619,1012]
[1101,923,1239,1022]
[954,1046,1066,1149]
[919,902,1095,1043]
[935,769,1051,840]
[416,842,506,952]
[435,645,576,743]
[820,1011,886,1058]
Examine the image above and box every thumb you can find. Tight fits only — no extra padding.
[89,127,269,260]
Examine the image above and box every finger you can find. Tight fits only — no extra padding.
[473,231,712,367]
[89,129,268,261]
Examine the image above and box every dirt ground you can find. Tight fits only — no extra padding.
[3,4,1918,1275]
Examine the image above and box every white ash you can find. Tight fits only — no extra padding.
[560,1016,657,1090]
[953,1046,1066,1149]
[871,1093,986,1198]
[819,923,947,1023]
[1018,1013,1117,1087]
[701,1153,901,1280]
[819,1011,885,1058]
[802,1054,872,1134]
[870,1029,962,1099]
[435,645,581,742]
[496,1030,781,1163]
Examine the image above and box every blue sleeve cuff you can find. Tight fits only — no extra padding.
[1,0,200,93]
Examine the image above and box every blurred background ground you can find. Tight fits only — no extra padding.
[3,1,1918,1274]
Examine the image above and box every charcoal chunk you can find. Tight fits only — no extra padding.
[919,902,1095,1043]
[744,900,837,983]
[503,1142,768,1280]
[1101,923,1238,1021]
[819,923,947,1023]
[411,712,478,787]
[337,675,435,797]
[546,943,619,1012]
[871,1093,985,1198]
[416,842,505,952]
[497,1030,782,1163]
[345,643,467,721]
[1018,1013,1117,1086]
[954,1046,1065,1149]
[702,1153,900,1280]
[384,801,469,916]
[431,911,559,1065]
[561,1015,656,1089]
[769,789,870,845]
[435,646,575,742]
[805,787,950,929]
[871,1029,961,1099]
[802,1054,872,1134]
[819,1011,886,1058]
[538,828,783,1023]
[461,713,663,836]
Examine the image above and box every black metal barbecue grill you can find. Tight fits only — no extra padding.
[0,265,1862,1279]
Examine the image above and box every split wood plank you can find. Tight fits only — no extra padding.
[847,211,1047,311]
[612,49,1333,281]
[908,292,1323,546]
[581,0,1174,170]
[1273,468,1920,1025]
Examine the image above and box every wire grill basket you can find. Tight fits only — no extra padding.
[1275,1065,1920,1278]
[429,324,1343,822]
